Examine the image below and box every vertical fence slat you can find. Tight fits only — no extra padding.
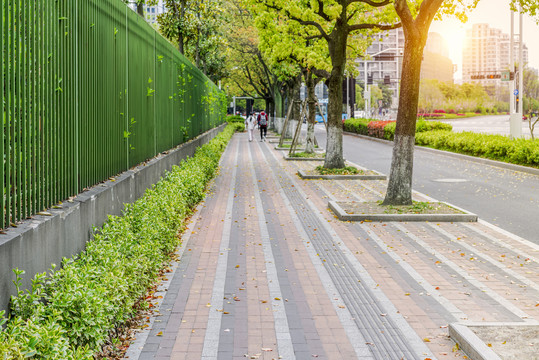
[0,0,225,230]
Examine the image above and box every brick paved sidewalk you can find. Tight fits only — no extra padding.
[125,132,539,360]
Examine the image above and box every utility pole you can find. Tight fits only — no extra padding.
[509,8,523,138]
[518,8,524,116]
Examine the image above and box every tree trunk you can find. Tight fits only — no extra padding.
[137,1,144,16]
[176,1,185,54]
[382,34,425,205]
[305,71,317,154]
[266,98,275,128]
[291,76,302,121]
[324,25,347,169]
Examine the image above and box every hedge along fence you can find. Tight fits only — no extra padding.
[0,124,237,359]
[1,0,226,230]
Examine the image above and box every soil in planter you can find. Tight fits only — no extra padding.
[315,165,361,175]
[289,152,325,158]
[280,143,318,149]
[341,201,464,215]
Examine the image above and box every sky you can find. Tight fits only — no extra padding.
[430,0,539,81]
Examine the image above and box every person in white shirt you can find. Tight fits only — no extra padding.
[244,112,257,142]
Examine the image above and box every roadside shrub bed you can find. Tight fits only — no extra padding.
[0,125,237,359]
[415,130,539,167]
[343,118,370,135]
[343,119,452,141]
[368,120,395,138]
[226,114,245,123]
[230,121,245,132]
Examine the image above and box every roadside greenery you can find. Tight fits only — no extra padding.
[416,130,539,168]
[226,115,245,123]
[343,118,452,140]
[344,118,539,168]
[0,125,238,359]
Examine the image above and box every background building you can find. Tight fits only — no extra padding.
[421,32,455,83]
[462,23,528,84]
[357,30,454,108]
[357,28,405,108]
[127,0,166,27]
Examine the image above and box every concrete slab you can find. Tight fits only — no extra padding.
[328,200,478,222]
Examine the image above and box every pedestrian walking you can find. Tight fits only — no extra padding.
[244,112,256,142]
[257,110,268,141]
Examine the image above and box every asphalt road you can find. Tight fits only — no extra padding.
[312,124,539,243]
[443,114,534,138]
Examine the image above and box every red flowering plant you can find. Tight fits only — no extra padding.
[367,120,395,138]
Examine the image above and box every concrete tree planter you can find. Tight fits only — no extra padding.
[449,322,539,360]
[297,169,386,180]
[283,153,326,161]
[328,200,478,222]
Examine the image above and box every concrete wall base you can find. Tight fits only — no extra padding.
[0,124,226,315]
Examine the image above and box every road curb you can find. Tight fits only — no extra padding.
[344,131,539,176]
[328,200,478,222]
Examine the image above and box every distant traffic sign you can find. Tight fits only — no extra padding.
[514,89,519,96]
[501,71,511,81]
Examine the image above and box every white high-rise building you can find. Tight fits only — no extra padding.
[357,28,405,107]
[463,23,528,84]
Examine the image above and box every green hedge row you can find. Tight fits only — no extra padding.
[226,115,245,123]
[343,118,452,140]
[416,130,539,167]
[383,120,452,140]
[0,125,237,359]
[344,118,539,168]
[343,118,370,135]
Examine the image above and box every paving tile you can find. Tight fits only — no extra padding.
[126,133,538,360]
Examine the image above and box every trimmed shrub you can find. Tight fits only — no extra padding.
[415,130,539,167]
[343,118,371,135]
[368,120,395,139]
[0,125,239,359]
[226,115,245,123]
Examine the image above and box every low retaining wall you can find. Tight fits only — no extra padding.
[0,124,226,315]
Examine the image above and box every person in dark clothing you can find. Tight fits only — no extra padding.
[257,111,268,141]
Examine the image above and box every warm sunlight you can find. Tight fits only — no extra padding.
[441,27,466,59]
[430,20,467,79]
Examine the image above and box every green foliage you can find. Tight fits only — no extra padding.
[230,122,245,132]
[415,130,539,168]
[290,152,325,158]
[343,118,452,141]
[343,118,371,135]
[0,125,239,358]
[418,79,503,114]
[226,115,245,123]
[156,0,227,83]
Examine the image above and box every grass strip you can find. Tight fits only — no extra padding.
[315,165,360,175]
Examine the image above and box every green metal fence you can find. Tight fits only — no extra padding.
[1,0,226,229]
